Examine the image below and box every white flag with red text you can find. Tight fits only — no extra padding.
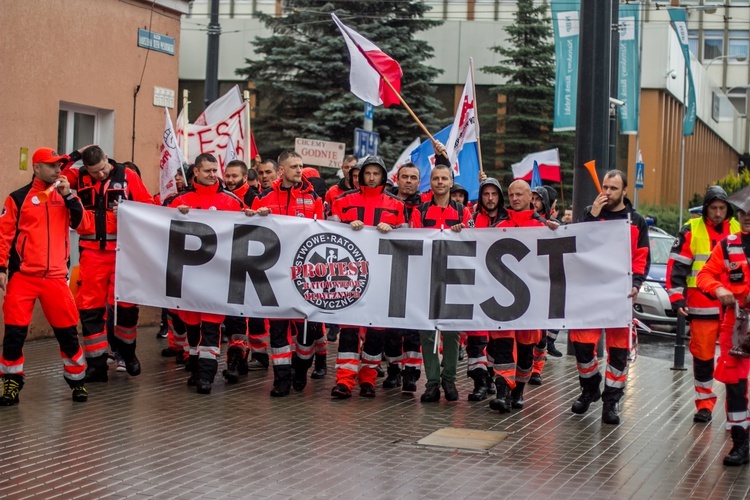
[445,66,478,176]
[160,108,187,202]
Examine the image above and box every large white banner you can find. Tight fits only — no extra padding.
[115,202,633,331]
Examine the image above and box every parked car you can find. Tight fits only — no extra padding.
[633,227,679,334]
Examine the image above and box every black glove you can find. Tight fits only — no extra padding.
[671,299,687,312]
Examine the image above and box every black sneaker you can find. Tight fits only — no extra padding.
[547,342,563,357]
[196,378,212,395]
[0,376,23,406]
[360,382,376,398]
[156,324,169,339]
[310,367,327,379]
[71,386,88,402]
[125,355,141,377]
[571,386,601,414]
[331,384,352,399]
[693,409,712,423]
[441,379,459,401]
[529,373,542,386]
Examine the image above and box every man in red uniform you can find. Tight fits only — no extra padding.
[668,186,739,423]
[167,153,243,394]
[257,159,279,191]
[569,170,649,425]
[249,151,325,396]
[487,180,547,413]
[697,201,750,466]
[0,147,90,404]
[62,145,154,382]
[411,161,472,402]
[329,156,406,399]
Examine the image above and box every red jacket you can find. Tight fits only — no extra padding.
[325,179,350,211]
[251,177,323,219]
[167,182,243,212]
[496,209,545,228]
[0,178,90,279]
[332,185,405,227]
[411,199,471,229]
[63,160,154,250]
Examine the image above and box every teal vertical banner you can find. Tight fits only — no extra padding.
[668,9,697,136]
[618,4,640,134]
[551,0,580,132]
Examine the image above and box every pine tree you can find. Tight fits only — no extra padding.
[482,0,574,196]
[237,1,443,165]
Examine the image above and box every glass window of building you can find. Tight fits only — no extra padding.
[688,30,699,57]
[704,30,724,60]
[729,31,749,60]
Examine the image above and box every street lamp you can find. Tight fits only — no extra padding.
[704,54,748,70]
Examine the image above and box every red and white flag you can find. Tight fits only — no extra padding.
[512,149,562,183]
[332,13,402,107]
[160,107,188,202]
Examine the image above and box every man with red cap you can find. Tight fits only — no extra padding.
[62,145,154,383]
[0,148,91,404]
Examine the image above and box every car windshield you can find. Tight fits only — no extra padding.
[650,236,674,265]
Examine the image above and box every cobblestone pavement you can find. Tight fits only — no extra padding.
[0,328,747,499]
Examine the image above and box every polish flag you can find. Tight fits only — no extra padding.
[511,149,562,183]
[332,13,402,107]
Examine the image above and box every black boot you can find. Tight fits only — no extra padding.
[84,354,109,383]
[529,373,542,386]
[292,355,312,391]
[401,367,419,393]
[489,377,511,413]
[382,363,402,389]
[468,369,488,401]
[572,385,602,415]
[310,353,327,379]
[420,383,440,402]
[724,426,750,466]
[441,378,459,401]
[186,354,199,386]
[511,382,526,409]
[486,370,496,395]
[271,367,292,397]
[222,346,244,383]
[601,402,620,425]
[547,338,563,357]
[247,352,269,371]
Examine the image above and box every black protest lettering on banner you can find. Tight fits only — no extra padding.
[378,239,424,318]
[538,237,577,319]
[166,220,218,298]
[430,240,476,320]
[228,224,281,307]
[480,238,531,321]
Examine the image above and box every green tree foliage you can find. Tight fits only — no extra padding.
[237,1,443,163]
[481,0,574,190]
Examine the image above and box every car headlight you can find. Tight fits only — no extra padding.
[640,282,656,295]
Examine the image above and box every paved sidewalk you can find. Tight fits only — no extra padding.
[0,328,747,499]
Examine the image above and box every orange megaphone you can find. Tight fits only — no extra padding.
[583,160,602,194]
[37,180,61,203]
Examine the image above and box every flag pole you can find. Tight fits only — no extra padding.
[469,57,484,174]
[182,89,190,160]
[243,89,252,164]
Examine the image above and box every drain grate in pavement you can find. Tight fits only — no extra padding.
[416,427,508,451]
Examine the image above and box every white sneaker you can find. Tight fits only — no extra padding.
[116,360,127,372]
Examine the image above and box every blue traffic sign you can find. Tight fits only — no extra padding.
[635,161,644,189]
[354,128,379,158]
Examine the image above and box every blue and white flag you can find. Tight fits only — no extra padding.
[410,125,480,201]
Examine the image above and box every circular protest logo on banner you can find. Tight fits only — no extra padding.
[291,233,370,310]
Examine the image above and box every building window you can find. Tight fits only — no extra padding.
[728,91,748,115]
[57,102,115,158]
[729,30,749,59]
[689,30,699,57]
[704,30,724,60]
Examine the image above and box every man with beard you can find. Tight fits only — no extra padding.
[569,170,649,424]
[325,155,358,211]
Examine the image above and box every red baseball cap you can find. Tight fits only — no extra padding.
[32,147,67,164]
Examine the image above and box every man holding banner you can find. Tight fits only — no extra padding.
[329,155,406,399]
[249,151,325,397]
[167,153,244,394]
